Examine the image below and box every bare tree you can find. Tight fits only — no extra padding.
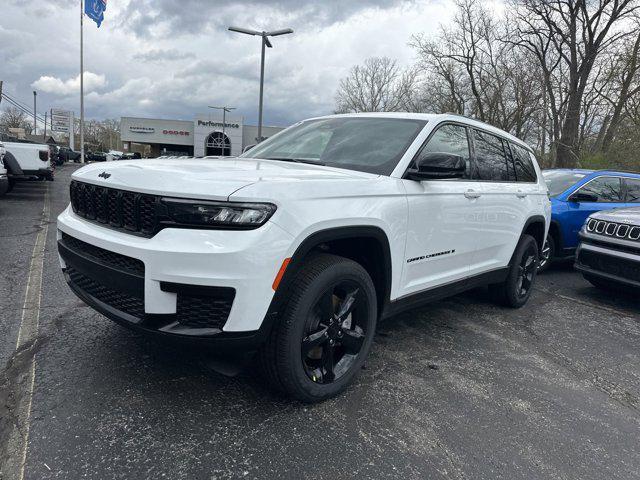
[411,0,542,139]
[514,0,640,167]
[0,106,33,134]
[335,57,416,113]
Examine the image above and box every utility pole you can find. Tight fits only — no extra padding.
[33,91,37,136]
[0,81,3,107]
[44,111,47,140]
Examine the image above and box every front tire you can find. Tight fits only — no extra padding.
[489,234,539,308]
[259,254,377,403]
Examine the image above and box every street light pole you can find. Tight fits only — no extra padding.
[208,105,236,156]
[33,91,37,136]
[258,35,266,143]
[228,26,293,143]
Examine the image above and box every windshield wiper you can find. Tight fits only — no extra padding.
[263,157,326,166]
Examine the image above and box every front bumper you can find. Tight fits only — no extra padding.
[575,233,640,288]
[57,205,294,339]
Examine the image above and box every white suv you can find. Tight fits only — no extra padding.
[57,113,550,402]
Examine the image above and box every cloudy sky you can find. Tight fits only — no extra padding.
[2,0,466,127]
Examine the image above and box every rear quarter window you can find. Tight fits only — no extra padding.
[510,143,537,182]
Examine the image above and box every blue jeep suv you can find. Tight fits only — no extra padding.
[539,169,640,271]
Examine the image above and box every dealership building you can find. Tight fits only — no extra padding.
[120,114,286,157]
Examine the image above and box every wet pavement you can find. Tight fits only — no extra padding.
[1,164,639,479]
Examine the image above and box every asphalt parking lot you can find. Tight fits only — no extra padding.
[1,164,639,480]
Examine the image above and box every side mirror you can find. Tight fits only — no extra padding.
[407,152,466,180]
[569,191,598,203]
[242,144,256,154]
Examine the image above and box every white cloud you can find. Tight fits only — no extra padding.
[2,0,497,124]
[31,72,107,96]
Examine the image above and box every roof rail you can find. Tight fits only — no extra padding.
[595,168,640,175]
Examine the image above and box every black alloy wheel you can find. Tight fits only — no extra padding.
[516,243,538,299]
[488,234,539,308]
[302,282,367,384]
[538,233,554,272]
[259,253,377,403]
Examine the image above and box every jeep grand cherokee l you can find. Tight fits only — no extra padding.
[57,113,550,402]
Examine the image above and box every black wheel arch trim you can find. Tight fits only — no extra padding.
[548,219,563,250]
[259,225,393,340]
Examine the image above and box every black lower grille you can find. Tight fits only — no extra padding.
[176,292,234,330]
[67,266,145,318]
[61,233,144,276]
[578,249,640,283]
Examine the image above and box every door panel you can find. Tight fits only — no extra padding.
[402,180,480,293]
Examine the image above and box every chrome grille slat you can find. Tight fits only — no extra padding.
[586,217,640,243]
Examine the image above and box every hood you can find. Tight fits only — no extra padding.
[72,157,376,201]
[591,206,640,224]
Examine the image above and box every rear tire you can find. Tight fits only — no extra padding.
[259,254,377,403]
[489,234,539,308]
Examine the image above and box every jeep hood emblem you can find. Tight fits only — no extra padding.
[98,171,111,179]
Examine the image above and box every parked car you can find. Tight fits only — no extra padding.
[2,141,54,189]
[0,142,8,196]
[57,113,550,402]
[121,152,142,160]
[539,169,640,271]
[575,207,640,292]
[58,146,81,163]
[86,151,107,162]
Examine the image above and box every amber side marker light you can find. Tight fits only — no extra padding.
[272,258,291,291]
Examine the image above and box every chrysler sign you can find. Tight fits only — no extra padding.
[129,126,155,133]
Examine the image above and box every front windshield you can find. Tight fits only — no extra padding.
[542,170,588,197]
[241,117,427,175]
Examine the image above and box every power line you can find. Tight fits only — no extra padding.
[1,93,47,126]
[2,92,47,124]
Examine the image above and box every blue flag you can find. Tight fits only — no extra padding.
[85,0,107,27]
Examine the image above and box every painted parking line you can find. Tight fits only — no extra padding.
[4,186,50,480]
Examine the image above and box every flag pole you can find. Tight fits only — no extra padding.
[80,0,85,163]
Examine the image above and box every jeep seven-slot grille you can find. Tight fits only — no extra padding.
[66,266,145,318]
[61,232,145,276]
[577,249,640,283]
[586,218,640,242]
[70,180,159,237]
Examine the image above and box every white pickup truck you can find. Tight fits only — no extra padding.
[2,141,54,191]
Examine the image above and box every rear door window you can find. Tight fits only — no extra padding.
[624,178,640,202]
[473,129,511,181]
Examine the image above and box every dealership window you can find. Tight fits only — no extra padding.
[205,132,231,156]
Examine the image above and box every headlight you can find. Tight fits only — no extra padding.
[161,198,276,229]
